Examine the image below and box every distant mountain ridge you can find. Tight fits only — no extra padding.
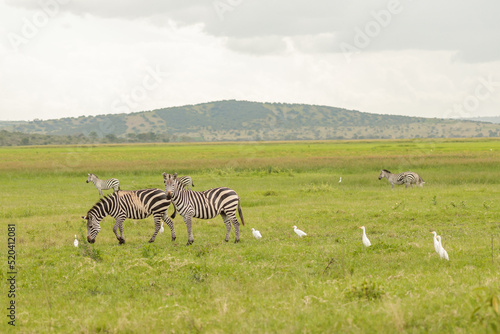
[462,116,500,124]
[1,100,500,143]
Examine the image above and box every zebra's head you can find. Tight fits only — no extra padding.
[86,173,96,183]
[82,213,101,243]
[378,169,390,180]
[162,172,178,200]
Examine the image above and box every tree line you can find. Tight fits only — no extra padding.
[0,130,197,146]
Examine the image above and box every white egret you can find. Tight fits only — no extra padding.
[339,177,342,183]
[436,235,449,260]
[359,226,371,247]
[430,231,440,254]
[159,222,164,234]
[293,226,307,237]
[251,228,262,239]
[74,235,78,248]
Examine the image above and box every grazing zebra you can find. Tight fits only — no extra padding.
[378,169,425,188]
[163,172,245,245]
[82,176,195,244]
[82,188,176,244]
[86,173,120,197]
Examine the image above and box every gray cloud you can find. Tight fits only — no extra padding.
[5,0,500,61]
[226,36,288,55]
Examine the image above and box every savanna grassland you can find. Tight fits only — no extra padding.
[1,138,499,333]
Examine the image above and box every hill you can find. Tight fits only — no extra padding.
[463,116,500,124]
[1,100,500,144]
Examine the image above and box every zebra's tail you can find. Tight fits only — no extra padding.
[237,198,245,226]
[170,205,177,219]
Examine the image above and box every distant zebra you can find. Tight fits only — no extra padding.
[82,188,176,244]
[163,172,245,245]
[177,175,195,189]
[82,176,195,244]
[86,173,120,197]
[378,169,425,188]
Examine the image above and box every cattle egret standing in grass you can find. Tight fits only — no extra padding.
[293,226,307,237]
[436,235,449,260]
[359,226,371,247]
[74,235,78,248]
[430,231,440,254]
[252,228,262,239]
[159,222,164,234]
[339,177,342,183]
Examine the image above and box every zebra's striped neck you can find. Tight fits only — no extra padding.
[87,192,118,220]
[89,175,99,186]
[170,181,187,203]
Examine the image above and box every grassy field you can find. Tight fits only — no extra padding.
[1,138,499,333]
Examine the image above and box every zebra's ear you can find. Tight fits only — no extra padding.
[162,172,167,179]
[173,173,177,179]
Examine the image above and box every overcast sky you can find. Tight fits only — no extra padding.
[1,0,499,121]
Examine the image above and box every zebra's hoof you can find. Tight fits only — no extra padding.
[171,237,176,241]
[148,239,154,243]
[118,238,125,245]
[234,239,239,244]
[186,240,194,246]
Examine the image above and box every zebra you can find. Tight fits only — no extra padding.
[86,173,120,197]
[162,172,245,245]
[82,176,195,244]
[82,188,175,244]
[378,169,425,188]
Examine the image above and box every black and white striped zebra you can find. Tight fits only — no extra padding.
[378,169,425,188]
[162,172,245,245]
[82,176,195,244]
[82,188,176,244]
[86,173,120,197]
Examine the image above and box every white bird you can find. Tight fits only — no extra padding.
[339,177,342,183]
[436,235,449,260]
[159,222,164,234]
[359,226,371,247]
[74,235,78,248]
[430,231,440,254]
[251,228,262,239]
[293,226,307,237]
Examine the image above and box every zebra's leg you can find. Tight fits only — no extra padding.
[148,214,162,243]
[113,216,126,244]
[228,214,241,243]
[163,216,176,241]
[183,214,195,245]
[99,188,103,197]
[220,213,232,242]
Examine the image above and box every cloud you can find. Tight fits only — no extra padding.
[225,36,288,55]
[5,0,500,62]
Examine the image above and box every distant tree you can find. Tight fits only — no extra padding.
[105,134,118,142]
[89,131,98,142]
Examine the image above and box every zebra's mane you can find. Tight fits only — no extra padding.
[382,169,391,173]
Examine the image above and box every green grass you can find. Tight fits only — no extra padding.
[1,138,499,333]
